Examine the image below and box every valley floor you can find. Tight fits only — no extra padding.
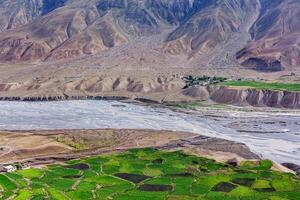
[1,148,300,200]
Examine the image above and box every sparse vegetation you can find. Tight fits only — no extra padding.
[0,148,299,200]
[55,136,86,151]
[171,101,227,110]
[173,101,204,109]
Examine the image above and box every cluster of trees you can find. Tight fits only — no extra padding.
[183,75,227,88]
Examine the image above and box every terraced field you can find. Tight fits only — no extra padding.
[0,148,299,200]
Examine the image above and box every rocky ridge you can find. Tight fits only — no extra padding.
[181,85,300,109]
[0,0,263,69]
[0,75,300,108]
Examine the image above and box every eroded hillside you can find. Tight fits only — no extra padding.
[0,0,260,68]
[0,0,299,102]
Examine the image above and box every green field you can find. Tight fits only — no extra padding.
[222,81,300,92]
[0,148,299,200]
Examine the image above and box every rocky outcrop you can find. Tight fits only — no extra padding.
[181,87,210,101]
[181,86,300,109]
[211,86,300,109]
[236,56,283,72]
[160,135,259,160]
[282,163,300,176]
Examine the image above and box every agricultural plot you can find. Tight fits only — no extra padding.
[222,80,300,92]
[0,148,299,200]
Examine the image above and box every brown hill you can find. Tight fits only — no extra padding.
[0,0,298,96]
[0,0,260,68]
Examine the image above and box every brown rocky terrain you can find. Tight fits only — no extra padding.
[0,0,299,106]
[0,67,299,109]
[1,0,299,72]
[237,0,300,71]
[0,0,259,66]
[0,129,258,167]
[0,71,299,109]
[180,85,300,109]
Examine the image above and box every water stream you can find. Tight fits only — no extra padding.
[0,100,299,165]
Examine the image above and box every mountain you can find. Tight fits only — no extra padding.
[237,0,300,71]
[0,0,298,71]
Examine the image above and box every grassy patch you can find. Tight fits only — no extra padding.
[0,174,17,190]
[173,101,204,109]
[170,101,228,110]
[223,80,300,92]
[14,189,32,200]
[17,168,43,179]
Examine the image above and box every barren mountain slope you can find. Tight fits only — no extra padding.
[237,0,300,71]
[0,0,260,66]
[0,0,298,101]
[0,0,103,62]
[166,0,258,56]
[0,0,69,32]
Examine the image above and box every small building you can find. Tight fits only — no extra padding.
[4,165,17,172]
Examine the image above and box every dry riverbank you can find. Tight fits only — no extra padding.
[0,129,258,167]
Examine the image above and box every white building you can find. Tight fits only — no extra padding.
[4,165,17,172]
